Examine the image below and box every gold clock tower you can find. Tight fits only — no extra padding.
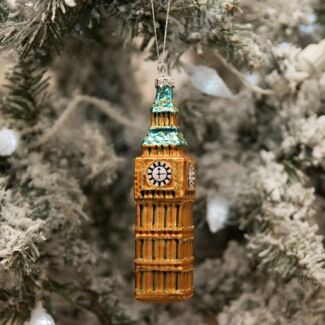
[134,76,196,303]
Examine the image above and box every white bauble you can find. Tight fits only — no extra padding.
[182,63,233,98]
[245,72,259,86]
[206,194,230,233]
[64,0,77,7]
[0,128,19,156]
[27,302,55,325]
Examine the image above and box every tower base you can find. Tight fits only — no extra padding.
[135,288,193,303]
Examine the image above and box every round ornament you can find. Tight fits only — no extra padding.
[0,128,19,156]
[27,302,55,325]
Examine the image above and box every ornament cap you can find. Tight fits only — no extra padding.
[155,76,175,88]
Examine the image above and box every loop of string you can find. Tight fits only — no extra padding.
[150,0,172,75]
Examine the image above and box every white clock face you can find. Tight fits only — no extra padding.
[188,164,196,190]
[147,162,172,187]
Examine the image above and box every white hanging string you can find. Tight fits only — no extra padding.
[150,0,173,75]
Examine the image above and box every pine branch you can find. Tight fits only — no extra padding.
[0,178,45,273]
[45,278,135,325]
[0,2,9,23]
[0,15,67,57]
[0,0,85,57]
[2,57,49,123]
[183,0,264,69]
[105,0,264,69]
[218,276,325,325]
[0,0,265,68]
[0,275,37,325]
[239,155,325,285]
[0,151,90,322]
[34,0,77,21]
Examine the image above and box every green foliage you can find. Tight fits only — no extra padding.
[45,278,135,325]
[0,15,67,57]
[34,0,78,20]
[106,0,263,69]
[0,2,9,22]
[0,276,37,325]
[0,0,264,69]
[2,57,48,123]
[0,0,85,57]
[238,157,325,285]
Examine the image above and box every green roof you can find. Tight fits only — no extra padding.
[143,85,188,147]
[143,129,188,147]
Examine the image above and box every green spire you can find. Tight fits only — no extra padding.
[151,85,178,113]
[142,85,188,147]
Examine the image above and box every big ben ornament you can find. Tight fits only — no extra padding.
[134,75,196,303]
[134,0,196,303]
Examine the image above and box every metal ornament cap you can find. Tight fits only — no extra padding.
[155,76,175,88]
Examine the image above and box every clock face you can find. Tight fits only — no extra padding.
[147,162,172,187]
[188,164,196,190]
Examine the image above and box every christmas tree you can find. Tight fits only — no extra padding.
[0,0,324,324]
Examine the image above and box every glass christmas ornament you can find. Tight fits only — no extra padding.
[27,302,55,325]
[182,63,233,98]
[206,194,229,233]
[134,76,196,303]
[0,128,19,156]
